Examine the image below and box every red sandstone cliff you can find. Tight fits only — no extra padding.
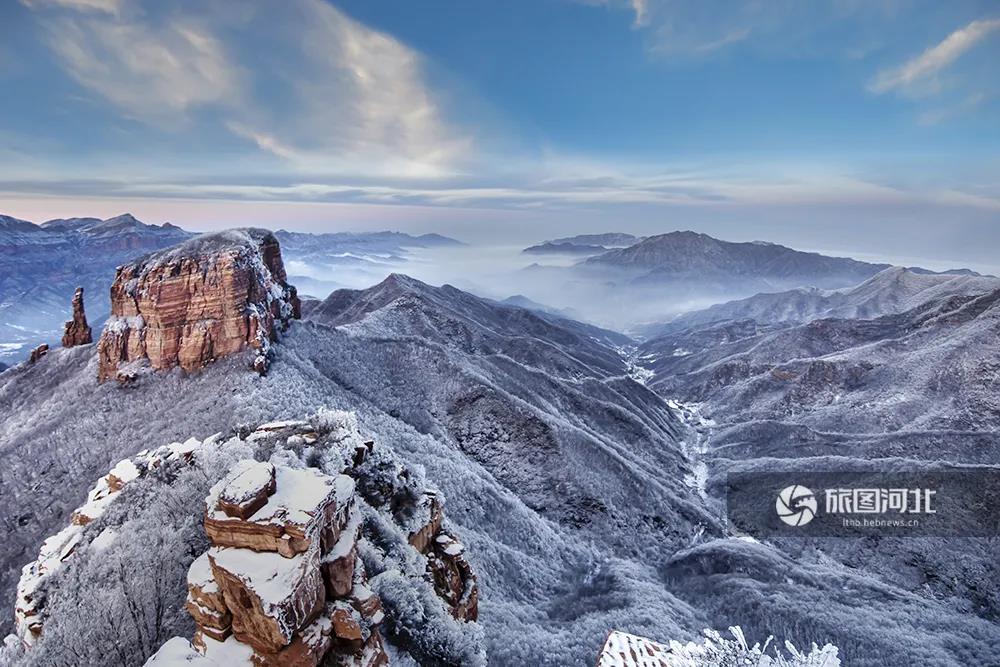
[97,229,300,382]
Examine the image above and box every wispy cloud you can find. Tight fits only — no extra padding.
[579,0,898,59]
[629,0,649,28]
[45,15,242,119]
[25,0,471,178]
[21,0,122,15]
[3,160,998,214]
[870,18,1000,96]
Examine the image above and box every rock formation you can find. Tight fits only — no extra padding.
[407,493,478,622]
[27,344,48,364]
[14,416,481,664]
[61,287,92,347]
[154,458,389,667]
[97,229,300,383]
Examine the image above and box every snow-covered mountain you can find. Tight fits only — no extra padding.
[640,283,1000,434]
[585,231,891,289]
[634,278,1000,645]
[0,217,463,364]
[3,230,997,664]
[654,266,1000,334]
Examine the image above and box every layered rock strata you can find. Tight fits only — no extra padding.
[166,459,389,666]
[97,229,300,382]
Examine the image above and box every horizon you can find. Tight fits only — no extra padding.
[4,207,996,276]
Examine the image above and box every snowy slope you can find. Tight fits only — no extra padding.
[2,277,998,665]
[655,266,1000,333]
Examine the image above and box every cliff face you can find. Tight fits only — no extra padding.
[97,229,300,382]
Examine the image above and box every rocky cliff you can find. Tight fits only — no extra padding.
[170,459,390,666]
[60,287,92,348]
[8,414,482,665]
[97,229,300,382]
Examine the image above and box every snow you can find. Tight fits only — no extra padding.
[326,506,361,561]
[187,552,218,594]
[215,460,275,506]
[208,546,312,626]
[207,465,344,531]
[104,314,145,334]
[144,636,254,666]
[669,400,712,501]
[90,527,118,552]
[109,458,140,484]
[597,631,670,666]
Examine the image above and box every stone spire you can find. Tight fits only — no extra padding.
[61,287,92,347]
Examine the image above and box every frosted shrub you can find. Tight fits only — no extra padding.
[666,627,840,667]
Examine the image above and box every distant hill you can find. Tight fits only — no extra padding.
[585,231,888,288]
[522,241,609,255]
[654,266,1000,334]
[523,232,639,256]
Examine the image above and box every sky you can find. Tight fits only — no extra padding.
[0,0,998,269]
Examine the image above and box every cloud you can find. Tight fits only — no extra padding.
[870,18,1000,95]
[45,16,242,118]
[4,159,998,214]
[578,0,893,59]
[21,0,122,14]
[26,0,470,177]
[630,0,649,28]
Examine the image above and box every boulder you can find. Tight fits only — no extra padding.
[61,287,92,347]
[250,611,334,667]
[215,461,277,520]
[407,492,442,554]
[185,553,231,637]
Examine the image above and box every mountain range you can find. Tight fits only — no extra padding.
[584,231,891,287]
[2,228,999,664]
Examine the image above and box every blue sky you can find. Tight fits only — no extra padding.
[1,0,998,268]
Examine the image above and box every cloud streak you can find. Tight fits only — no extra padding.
[870,18,1000,95]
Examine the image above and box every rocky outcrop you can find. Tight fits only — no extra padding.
[408,493,479,622]
[154,458,389,667]
[61,287,92,347]
[97,229,300,382]
[27,344,48,364]
[14,416,480,664]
